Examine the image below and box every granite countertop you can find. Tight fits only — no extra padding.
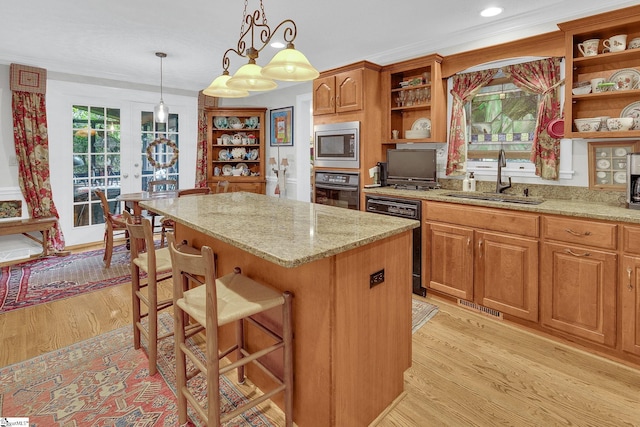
[141,192,419,268]
[364,187,640,224]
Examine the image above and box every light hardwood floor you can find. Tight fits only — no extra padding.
[2,244,640,426]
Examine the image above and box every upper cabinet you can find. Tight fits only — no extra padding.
[559,5,640,139]
[381,54,447,144]
[313,69,363,115]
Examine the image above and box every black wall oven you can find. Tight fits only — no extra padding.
[314,171,360,210]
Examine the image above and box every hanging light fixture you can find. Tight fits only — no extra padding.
[154,52,169,123]
[203,0,319,98]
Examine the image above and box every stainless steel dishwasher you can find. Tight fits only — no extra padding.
[365,194,425,296]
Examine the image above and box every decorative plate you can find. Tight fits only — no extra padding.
[236,162,248,171]
[614,147,628,157]
[411,117,431,131]
[621,101,640,130]
[249,148,259,160]
[214,116,228,129]
[597,159,611,169]
[608,69,640,91]
[228,116,242,127]
[245,116,259,129]
[596,171,607,179]
[231,147,247,159]
[221,134,232,145]
[218,149,230,161]
[222,164,233,176]
[614,171,627,184]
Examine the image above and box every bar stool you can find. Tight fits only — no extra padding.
[123,211,175,375]
[168,234,294,426]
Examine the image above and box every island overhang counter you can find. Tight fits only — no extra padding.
[141,192,419,426]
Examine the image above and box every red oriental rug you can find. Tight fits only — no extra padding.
[0,244,132,314]
[0,313,275,426]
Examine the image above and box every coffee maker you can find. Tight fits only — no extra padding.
[627,153,640,209]
[377,162,388,187]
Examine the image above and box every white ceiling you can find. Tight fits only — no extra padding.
[1,0,638,95]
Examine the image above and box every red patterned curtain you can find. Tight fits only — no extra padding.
[504,58,563,180]
[446,69,497,176]
[10,64,65,250]
[195,92,218,188]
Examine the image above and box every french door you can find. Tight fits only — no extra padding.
[71,105,180,229]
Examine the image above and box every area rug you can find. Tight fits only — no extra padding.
[0,313,274,427]
[412,298,439,333]
[0,243,132,314]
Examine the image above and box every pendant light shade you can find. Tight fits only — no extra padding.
[261,44,319,81]
[227,62,278,91]
[203,72,250,98]
[154,52,169,124]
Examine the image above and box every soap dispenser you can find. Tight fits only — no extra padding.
[469,172,476,192]
[462,173,470,192]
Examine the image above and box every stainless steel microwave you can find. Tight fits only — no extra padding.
[313,121,360,169]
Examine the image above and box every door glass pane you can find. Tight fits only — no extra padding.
[72,105,121,228]
[141,111,179,192]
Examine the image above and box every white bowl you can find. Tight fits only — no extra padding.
[231,168,243,176]
[572,85,592,95]
[607,117,634,131]
[573,118,601,132]
[230,123,244,129]
[405,129,428,139]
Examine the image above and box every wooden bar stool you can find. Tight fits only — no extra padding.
[123,211,175,376]
[168,234,294,426]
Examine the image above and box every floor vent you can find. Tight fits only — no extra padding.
[457,299,503,319]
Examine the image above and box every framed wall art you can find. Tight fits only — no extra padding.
[270,106,294,146]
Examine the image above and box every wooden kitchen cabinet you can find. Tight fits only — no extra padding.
[205,107,266,194]
[621,255,640,357]
[558,5,640,139]
[424,201,539,321]
[380,54,447,144]
[540,215,618,347]
[313,68,363,115]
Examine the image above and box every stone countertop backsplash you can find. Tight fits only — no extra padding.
[365,179,640,224]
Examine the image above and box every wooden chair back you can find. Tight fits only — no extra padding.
[122,211,157,266]
[95,189,124,229]
[216,180,230,193]
[148,179,177,193]
[178,187,211,197]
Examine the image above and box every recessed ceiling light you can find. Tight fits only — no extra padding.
[480,6,503,17]
[270,41,285,49]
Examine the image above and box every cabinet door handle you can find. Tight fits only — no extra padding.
[565,228,591,237]
[564,248,590,257]
[478,239,483,258]
[628,267,634,291]
[467,237,471,247]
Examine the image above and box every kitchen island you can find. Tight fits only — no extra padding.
[141,192,419,426]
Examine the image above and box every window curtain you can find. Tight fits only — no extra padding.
[195,92,218,187]
[446,69,497,176]
[10,64,65,251]
[504,57,563,180]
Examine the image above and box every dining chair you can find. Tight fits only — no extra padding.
[95,189,128,268]
[168,233,294,426]
[216,180,230,193]
[147,179,178,232]
[122,210,188,376]
[159,187,212,247]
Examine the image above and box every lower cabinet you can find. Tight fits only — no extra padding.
[424,202,539,322]
[228,181,264,194]
[622,225,640,357]
[540,242,617,347]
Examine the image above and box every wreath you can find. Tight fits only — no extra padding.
[146,137,179,169]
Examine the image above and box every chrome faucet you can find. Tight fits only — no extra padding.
[496,148,512,193]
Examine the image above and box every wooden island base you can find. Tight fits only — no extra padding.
[177,224,413,427]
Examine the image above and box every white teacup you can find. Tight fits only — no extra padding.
[591,77,606,93]
[629,37,640,49]
[603,34,627,53]
[578,39,599,57]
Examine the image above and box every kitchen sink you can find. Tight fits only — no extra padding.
[445,192,544,205]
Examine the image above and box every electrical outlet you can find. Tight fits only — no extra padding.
[370,269,385,288]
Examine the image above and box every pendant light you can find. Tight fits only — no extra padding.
[203,1,318,98]
[154,52,169,124]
